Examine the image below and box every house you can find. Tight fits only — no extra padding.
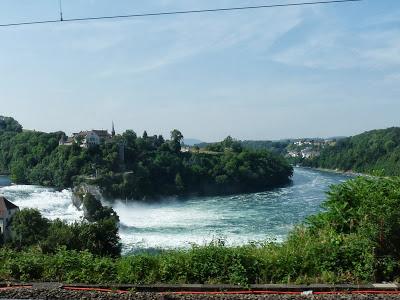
[287,150,300,158]
[59,134,74,146]
[59,122,116,148]
[180,146,191,153]
[301,147,320,159]
[0,196,19,242]
[81,131,101,148]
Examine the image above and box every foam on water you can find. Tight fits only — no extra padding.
[113,200,221,228]
[0,168,352,252]
[0,185,83,222]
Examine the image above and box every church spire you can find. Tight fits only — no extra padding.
[111,121,115,137]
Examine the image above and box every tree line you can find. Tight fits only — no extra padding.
[303,127,400,176]
[0,116,293,200]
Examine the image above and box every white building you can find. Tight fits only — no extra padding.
[180,146,191,153]
[82,131,101,148]
[287,150,300,158]
[0,196,19,242]
[60,124,115,148]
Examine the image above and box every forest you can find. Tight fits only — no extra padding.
[303,127,400,176]
[0,116,293,200]
[197,138,290,154]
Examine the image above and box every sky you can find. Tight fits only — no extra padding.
[0,0,399,142]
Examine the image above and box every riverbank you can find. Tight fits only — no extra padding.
[298,166,364,177]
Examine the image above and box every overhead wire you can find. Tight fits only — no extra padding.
[0,0,364,28]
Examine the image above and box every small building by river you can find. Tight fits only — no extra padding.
[0,196,19,242]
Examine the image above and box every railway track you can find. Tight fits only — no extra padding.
[2,283,400,299]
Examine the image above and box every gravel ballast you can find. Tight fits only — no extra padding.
[3,288,400,300]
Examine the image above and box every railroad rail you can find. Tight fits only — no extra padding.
[1,282,400,295]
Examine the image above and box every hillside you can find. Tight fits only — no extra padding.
[303,127,400,176]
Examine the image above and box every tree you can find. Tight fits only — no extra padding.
[122,130,137,147]
[170,129,184,153]
[0,116,22,132]
[10,161,27,184]
[175,173,184,192]
[222,136,234,148]
[231,141,243,153]
[171,129,184,143]
[41,219,75,253]
[11,209,50,248]
[82,192,119,223]
[73,218,121,257]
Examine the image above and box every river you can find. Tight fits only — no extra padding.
[0,168,352,253]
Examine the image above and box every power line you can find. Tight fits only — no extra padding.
[0,0,363,28]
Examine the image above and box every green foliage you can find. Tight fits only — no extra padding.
[94,134,293,199]
[304,127,400,176]
[0,116,22,133]
[198,139,290,154]
[241,140,290,154]
[81,192,119,223]
[11,209,50,248]
[306,176,400,281]
[0,248,117,283]
[0,117,292,198]
[8,209,121,257]
[169,129,184,153]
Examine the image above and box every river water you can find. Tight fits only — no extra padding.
[0,168,352,252]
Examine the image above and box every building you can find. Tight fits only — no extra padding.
[0,196,19,242]
[59,122,116,148]
[301,147,320,159]
[82,131,101,148]
[59,134,74,146]
[287,150,300,158]
[180,146,191,153]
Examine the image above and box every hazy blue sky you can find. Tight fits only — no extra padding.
[0,0,399,141]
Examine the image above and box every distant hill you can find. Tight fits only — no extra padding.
[183,138,204,146]
[303,127,400,176]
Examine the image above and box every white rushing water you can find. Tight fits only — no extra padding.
[0,184,83,223]
[0,168,352,253]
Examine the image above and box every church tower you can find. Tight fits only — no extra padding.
[111,121,115,137]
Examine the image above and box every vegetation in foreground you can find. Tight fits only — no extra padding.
[1,193,121,257]
[304,127,400,176]
[0,116,292,200]
[1,176,400,285]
